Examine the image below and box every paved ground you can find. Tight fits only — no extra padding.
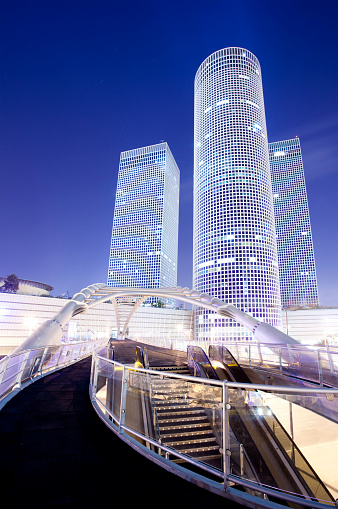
[0,355,243,509]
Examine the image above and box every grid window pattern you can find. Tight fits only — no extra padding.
[193,47,281,340]
[269,138,319,308]
[107,143,180,290]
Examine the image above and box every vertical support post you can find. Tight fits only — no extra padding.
[287,344,293,366]
[17,351,30,387]
[223,382,230,491]
[69,343,75,363]
[39,347,49,375]
[55,346,63,367]
[258,342,263,364]
[0,356,10,385]
[119,366,129,433]
[248,344,251,368]
[279,349,283,374]
[91,354,99,401]
[240,443,244,476]
[289,401,295,462]
[317,350,323,386]
[327,345,335,373]
[106,345,115,420]
[90,350,96,385]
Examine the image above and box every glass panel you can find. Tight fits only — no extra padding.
[57,345,72,365]
[227,386,279,489]
[20,349,44,383]
[41,346,62,372]
[331,351,338,373]
[110,364,123,422]
[226,384,336,504]
[259,344,280,368]
[0,353,27,395]
[254,388,337,503]
[95,358,123,424]
[95,357,109,407]
[320,349,338,386]
[124,369,155,441]
[70,344,80,360]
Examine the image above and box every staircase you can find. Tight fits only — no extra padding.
[150,366,222,470]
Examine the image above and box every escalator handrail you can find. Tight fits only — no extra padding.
[209,345,251,383]
[187,345,218,379]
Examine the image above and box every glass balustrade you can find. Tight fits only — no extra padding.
[0,339,105,406]
[90,349,338,509]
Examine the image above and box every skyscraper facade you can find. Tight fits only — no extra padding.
[193,47,281,340]
[107,142,180,291]
[269,138,319,308]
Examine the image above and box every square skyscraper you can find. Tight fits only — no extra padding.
[269,138,318,308]
[107,142,180,290]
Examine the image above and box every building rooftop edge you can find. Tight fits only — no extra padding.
[120,142,169,158]
[269,137,301,146]
[195,47,260,78]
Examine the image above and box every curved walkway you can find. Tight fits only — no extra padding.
[0,357,243,509]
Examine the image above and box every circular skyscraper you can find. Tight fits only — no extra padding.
[193,47,281,340]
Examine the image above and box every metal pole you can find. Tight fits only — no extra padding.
[240,443,244,476]
[119,366,128,433]
[17,351,30,387]
[289,401,295,462]
[258,342,263,364]
[0,356,10,385]
[326,345,335,373]
[317,350,323,386]
[39,347,49,376]
[223,382,230,491]
[91,354,99,405]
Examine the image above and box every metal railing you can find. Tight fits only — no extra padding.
[90,348,338,509]
[0,339,106,409]
[133,338,338,387]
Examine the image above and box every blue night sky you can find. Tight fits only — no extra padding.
[0,0,337,305]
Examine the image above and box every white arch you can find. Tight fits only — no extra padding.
[13,284,297,354]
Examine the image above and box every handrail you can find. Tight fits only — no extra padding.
[137,338,338,388]
[90,349,338,509]
[0,339,106,409]
[93,352,338,393]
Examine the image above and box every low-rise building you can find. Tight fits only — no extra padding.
[281,307,338,345]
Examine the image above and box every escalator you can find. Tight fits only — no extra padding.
[188,345,335,506]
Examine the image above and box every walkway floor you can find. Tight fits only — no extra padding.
[0,356,242,509]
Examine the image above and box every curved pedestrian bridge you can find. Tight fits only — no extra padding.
[1,338,338,509]
[0,349,243,509]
